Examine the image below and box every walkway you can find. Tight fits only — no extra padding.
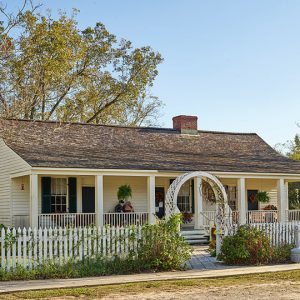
[186,246,227,270]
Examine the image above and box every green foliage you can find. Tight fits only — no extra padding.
[0,224,7,230]
[218,226,293,265]
[137,214,192,271]
[0,256,142,281]
[275,134,300,161]
[288,182,300,209]
[117,184,132,202]
[0,3,163,126]
[256,191,270,203]
[271,244,294,264]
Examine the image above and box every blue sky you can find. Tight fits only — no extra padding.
[7,0,300,146]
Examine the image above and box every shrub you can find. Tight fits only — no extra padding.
[218,226,273,265]
[0,256,142,281]
[271,244,294,264]
[218,226,294,265]
[137,214,192,270]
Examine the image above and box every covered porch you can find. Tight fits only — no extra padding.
[9,170,300,230]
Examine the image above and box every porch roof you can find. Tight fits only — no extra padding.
[1,118,300,174]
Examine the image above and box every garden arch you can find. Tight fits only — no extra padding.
[165,171,232,254]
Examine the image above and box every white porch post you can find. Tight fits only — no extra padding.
[30,174,38,228]
[95,175,104,227]
[194,176,203,229]
[237,178,246,224]
[147,175,156,224]
[278,178,287,222]
[285,181,289,221]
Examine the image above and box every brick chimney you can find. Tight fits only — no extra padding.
[172,115,198,134]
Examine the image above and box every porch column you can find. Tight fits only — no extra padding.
[30,174,39,228]
[237,178,246,224]
[194,176,203,229]
[95,175,104,227]
[278,178,287,222]
[147,175,156,224]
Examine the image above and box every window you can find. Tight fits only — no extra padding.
[51,178,67,213]
[224,185,237,211]
[177,181,192,212]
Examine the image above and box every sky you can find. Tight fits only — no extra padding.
[6,0,300,146]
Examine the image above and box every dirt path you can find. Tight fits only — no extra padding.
[101,282,300,300]
[45,281,300,300]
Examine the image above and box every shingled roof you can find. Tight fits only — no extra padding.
[0,118,300,174]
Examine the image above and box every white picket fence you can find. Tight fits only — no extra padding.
[0,226,143,272]
[230,222,298,246]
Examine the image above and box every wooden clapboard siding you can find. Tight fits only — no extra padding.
[11,176,30,227]
[103,176,148,213]
[246,179,278,209]
[0,139,30,226]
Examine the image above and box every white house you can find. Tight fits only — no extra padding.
[0,116,300,235]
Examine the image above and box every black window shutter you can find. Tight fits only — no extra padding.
[68,177,77,213]
[41,177,51,213]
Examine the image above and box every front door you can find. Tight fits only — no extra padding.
[247,190,258,211]
[155,187,165,218]
[82,187,95,213]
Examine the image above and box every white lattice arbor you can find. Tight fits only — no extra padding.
[165,171,232,254]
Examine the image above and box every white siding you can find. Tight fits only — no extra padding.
[103,176,148,213]
[11,176,30,227]
[246,179,278,209]
[0,139,30,226]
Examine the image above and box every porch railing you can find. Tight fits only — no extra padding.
[201,210,239,228]
[38,213,96,228]
[103,212,148,227]
[202,210,278,226]
[246,210,278,224]
[286,210,300,222]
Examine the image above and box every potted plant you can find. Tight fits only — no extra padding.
[115,185,132,213]
[117,184,132,203]
[256,191,270,204]
[181,211,193,224]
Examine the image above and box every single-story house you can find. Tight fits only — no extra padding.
[0,115,300,234]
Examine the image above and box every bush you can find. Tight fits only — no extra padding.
[0,255,143,281]
[271,244,294,264]
[137,214,192,270]
[218,226,293,265]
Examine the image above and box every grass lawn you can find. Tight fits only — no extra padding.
[2,270,300,299]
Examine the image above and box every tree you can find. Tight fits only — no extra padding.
[0,1,163,126]
[275,134,300,161]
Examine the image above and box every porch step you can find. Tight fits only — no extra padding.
[181,230,207,236]
[187,239,209,245]
[180,229,209,245]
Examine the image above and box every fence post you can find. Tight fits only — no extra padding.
[291,225,300,263]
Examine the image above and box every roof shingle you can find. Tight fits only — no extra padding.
[1,119,300,174]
